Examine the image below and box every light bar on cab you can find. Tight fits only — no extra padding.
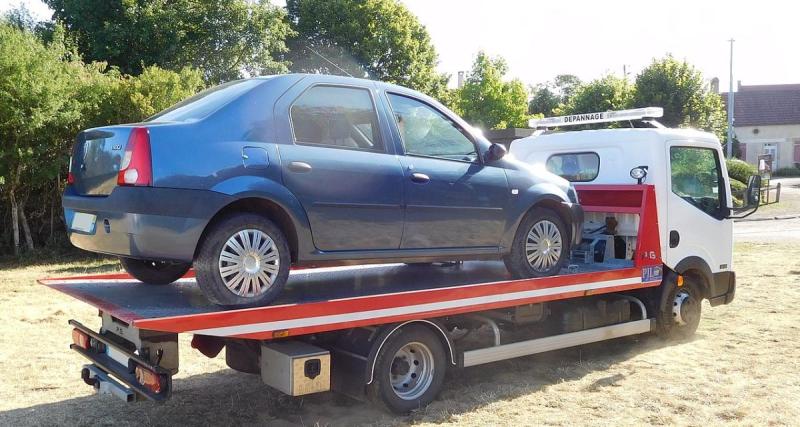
[529,107,664,128]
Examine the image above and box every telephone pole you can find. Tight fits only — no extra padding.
[727,39,735,159]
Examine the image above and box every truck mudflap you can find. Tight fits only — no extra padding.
[69,320,173,402]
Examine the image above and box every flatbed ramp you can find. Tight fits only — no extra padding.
[41,260,657,340]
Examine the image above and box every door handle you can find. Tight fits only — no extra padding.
[669,230,680,248]
[410,172,430,184]
[288,161,312,173]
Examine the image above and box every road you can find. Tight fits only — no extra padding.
[734,217,800,243]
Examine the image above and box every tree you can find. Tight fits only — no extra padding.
[453,52,529,130]
[529,74,582,116]
[558,74,634,116]
[44,0,293,83]
[285,0,449,100]
[633,55,726,140]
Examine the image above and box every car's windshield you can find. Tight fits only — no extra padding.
[148,79,264,122]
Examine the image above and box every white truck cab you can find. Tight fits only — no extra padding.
[510,108,761,306]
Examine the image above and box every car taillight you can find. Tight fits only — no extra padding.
[72,328,90,350]
[135,365,163,394]
[117,127,152,186]
[67,156,75,185]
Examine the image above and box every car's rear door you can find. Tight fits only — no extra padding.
[383,92,508,249]
[276,83,404,251]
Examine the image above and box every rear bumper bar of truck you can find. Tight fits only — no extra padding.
[69,320,173,402]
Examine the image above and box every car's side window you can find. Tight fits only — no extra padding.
[670,146,724,217]
[546,152,600,182]
[290,85,384,152]
[387,93,478,163]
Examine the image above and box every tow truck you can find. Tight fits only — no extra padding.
[43,108,761,413]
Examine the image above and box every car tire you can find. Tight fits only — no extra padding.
[195,213,291,307]
[367,324,447,414]
[120,258,190,285]
[505,207,570,279]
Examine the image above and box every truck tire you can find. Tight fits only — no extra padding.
[505,207,569,279]
[367,324,447,414]
[656,278,702,340]
[120,258,190,285]
[195,213,291,307]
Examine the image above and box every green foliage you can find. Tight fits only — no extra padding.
[726,158,757,183]
[45,0,293,83]
[773,167,800,177]
[557,74,633,118]
[633,55,726,140]
[452,52,529,130]
[0,22,204,255]
[285,0,449,100]
[528,74,581,116]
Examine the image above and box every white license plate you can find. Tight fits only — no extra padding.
[71,212,97,233]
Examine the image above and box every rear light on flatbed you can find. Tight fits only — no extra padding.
[117,127,152,187]
[72,328,90,349]
[135,365,163,394]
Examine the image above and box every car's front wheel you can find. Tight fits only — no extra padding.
[505,207,570,279]
[120,258,191,285]
[195,213,291,307]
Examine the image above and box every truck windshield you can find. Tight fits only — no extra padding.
[148,79,264,122]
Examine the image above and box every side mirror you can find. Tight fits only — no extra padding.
[485,143,507,162]
[744,174,761,208]
[728,174,761,219]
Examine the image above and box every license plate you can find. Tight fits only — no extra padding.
[70,212,97,234]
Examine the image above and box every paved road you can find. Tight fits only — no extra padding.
[734,217,800,243]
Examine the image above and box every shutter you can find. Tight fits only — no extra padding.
[740,143,746,161]
[794,143,800,163]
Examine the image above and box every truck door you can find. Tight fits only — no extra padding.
[665,143,733,274]
[279,84,405,251]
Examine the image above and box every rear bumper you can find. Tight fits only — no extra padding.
[63,186,232,263]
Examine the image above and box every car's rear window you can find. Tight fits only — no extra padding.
[148,79,264,122]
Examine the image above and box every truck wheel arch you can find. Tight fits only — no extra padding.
[365,319,456,386]
[672,256,714,300]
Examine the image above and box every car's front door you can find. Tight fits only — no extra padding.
[385,93,509,249]
[280,84,404,251]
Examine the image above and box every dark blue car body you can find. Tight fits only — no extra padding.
[63,74,582,267]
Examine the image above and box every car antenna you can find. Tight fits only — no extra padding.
[306,45,355,78]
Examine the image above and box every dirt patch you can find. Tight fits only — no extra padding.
[1,243,799,425]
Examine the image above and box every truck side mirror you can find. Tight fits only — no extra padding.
[744,174,761,208]
[728,174,761,219]
[485,143,507,162]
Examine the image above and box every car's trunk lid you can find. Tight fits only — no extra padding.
[70,127,132,196]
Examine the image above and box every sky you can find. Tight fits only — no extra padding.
[2,0,798,91]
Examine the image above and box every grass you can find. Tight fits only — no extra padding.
[1,243,799,425]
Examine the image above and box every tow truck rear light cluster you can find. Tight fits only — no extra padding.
[117,127,152,187]
[72,328,90,350]
[135,365,163,394]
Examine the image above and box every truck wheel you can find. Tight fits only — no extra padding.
[368,325,447,414]
[195,213,291,307]
[505,208,569,279]
[120,258,190,285]
[656,279,702,340]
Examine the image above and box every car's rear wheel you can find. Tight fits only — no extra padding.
[195,213,291,307]
[120,258,190,285]
[505,207,570,279]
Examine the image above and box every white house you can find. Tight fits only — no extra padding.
[723,83,800,171]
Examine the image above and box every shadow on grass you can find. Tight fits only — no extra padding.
[49,260,122,275]
[0,334,684,426]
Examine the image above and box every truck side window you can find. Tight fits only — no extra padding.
[387,93,478,163]
[290,85,384,152]
[546,152,600,182]
[670,147,723,217]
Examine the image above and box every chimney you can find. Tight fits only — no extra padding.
[710,77,719,94]
[737,80,742,91]
[457,71,465,88]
